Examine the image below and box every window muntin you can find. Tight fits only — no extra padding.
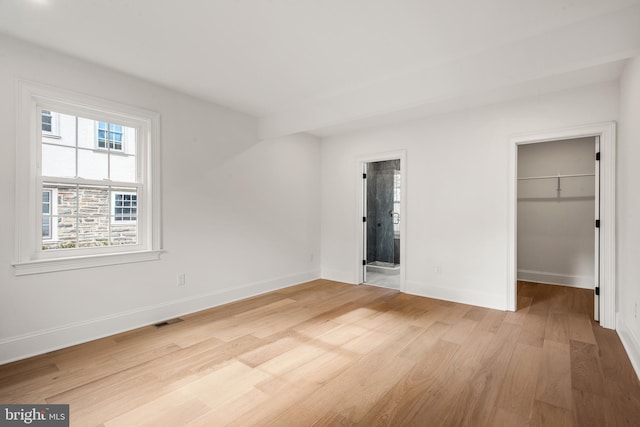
[40,110,138,250]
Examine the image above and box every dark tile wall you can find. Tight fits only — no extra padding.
[366,159,400,264]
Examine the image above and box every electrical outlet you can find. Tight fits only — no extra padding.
[177,273,186,287]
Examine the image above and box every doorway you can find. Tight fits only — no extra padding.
[516,137,599,319]
[363,159,401,289]
[508,122,616,329]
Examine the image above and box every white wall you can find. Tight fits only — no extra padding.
[617,56,640,376]
[0,34,321,363]
[321,82,618,310]
[517,138,595,288]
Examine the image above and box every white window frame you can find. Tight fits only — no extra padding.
[13,80,162,275]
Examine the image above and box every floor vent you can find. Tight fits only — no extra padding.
[154,317,183,328]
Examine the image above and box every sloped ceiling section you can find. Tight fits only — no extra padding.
[0,0,639,139]
[259,4,640,138]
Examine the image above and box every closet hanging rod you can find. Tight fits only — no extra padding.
[517,173,595,181]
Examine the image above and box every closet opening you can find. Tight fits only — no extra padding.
[516,136,599,320]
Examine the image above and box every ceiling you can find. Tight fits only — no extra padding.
[1,0,639,138]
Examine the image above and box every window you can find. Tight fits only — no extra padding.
[98,121,124,150]
[14,81,162,275]
[42,110,53,133]
[114,192,137,222]
[393,169,401,235]
[42,190,52,239]
[41,110,59,136]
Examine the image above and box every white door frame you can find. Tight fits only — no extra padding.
[507,122,616,329]
[356,150,407,291]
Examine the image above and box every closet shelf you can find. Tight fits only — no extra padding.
[517,172,594,181]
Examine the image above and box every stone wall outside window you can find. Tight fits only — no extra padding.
[42,187,137,250]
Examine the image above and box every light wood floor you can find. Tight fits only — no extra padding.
[1,280,639,426]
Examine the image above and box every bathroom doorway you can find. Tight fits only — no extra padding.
[363,159,401,289]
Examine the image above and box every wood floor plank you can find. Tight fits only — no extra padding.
[441,317,478,345]
[488,407,528,427]
[104,391,210,427]
[1,280,638,426]
[359,338,460,426]
[496,342,543,419]
[567,312,597,344]
[476,308,507,333]
[572,388,611,427]
[545,312,570,344]
[518,310,548,348]
[530,400,573,427]
[592,323,640,388]
[504,295,533,325]
[388,328,495,426]
[300,325,423,423]
[604,379,640,426]
[535,339,573,410]
[461,321,522,426]
[570,340,606,396]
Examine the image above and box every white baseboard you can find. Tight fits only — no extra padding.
[320,269,356,285]
[0,270,320,364]
[405,280,507,311]
[617,313,640,381]
[517,269,593,289]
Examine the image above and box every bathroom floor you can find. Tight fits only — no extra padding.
[364,268,400,289]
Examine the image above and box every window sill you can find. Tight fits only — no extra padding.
[93,148,131,157]
[13,249,164,276]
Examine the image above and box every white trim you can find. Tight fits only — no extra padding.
[13,250,164,276]
[617,313,640,381]
[507,122,616,329]
[320,268,354,284]
[405,280,506,311]
[517,269,594,289]
[356,150,407,292]
[0,270,319,364]
[14,80,162,274]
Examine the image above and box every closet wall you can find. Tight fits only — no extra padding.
[517,137,596,288]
